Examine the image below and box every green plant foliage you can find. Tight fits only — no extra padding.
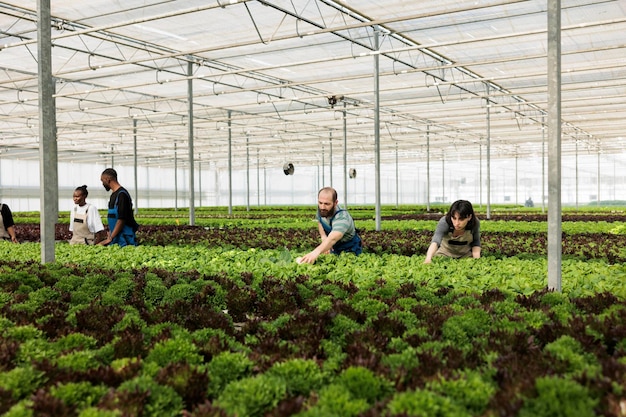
[191,328,248,355]
[349,297,388,322]
[55,350,103,371]
[297,383,370,417]
[0,291,13,308]
[111,306,147,333]
[2,219,626,417]
[53,332,98,353]
[215,374,286,417]
[395,296,419,310]
[0,366,45,400]
[116,375,184,417]
[3,325,43,343]
[15,339,55,364]
[427,369,497,415]
[50,381,108,410]
[0,270,43,294]
[53,273,87,295]
[145,337,204,367]
[518,376,598,417]
[266,358,325,397]
[387,308,420,329]
[441,308,492,347]
[260,313,294,334]
[319,339,347,374]
[202,280,228,312]
[142,272,167,308]
[162,282,198,304]
[101,276,135,306]
[540,290,571,307]
[328,315,364,345]
[2,399,35,417]
[490,298,522,316]
[518,309,551,329]
[387,388,470,417]
[205,351,254,398]
[544,335,601,379]
[308,294,333,312]
[381,346,421,382]
[77,407,122,417]
[335,366,393,404]
[5,242,626,298]
[78,273,113,301]
[14,287,60,314]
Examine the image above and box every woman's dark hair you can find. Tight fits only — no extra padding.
[445,199,477,230]
[75,185,88,197]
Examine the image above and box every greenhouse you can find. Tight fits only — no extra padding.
[1,0,625,211]
[1,1,626,416]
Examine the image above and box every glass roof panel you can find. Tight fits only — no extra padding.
[0,0,624,168]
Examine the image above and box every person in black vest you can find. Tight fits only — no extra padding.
[299,187,362,264]
[98,168,139,247]
[0,202,18,243]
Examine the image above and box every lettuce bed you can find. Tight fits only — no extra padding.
[12,223,626,263]
[1,243,626,416]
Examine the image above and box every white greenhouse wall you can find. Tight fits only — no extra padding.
[0,152,625,213]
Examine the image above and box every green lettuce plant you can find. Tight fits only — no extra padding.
[518,376,598,417]
[215,373,286,417]
[266,358,326,397]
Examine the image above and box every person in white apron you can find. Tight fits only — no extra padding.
[0,202,19,243]
[69,185,105,245]
[424,200,481,263]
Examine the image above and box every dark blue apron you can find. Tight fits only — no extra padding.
[107,190,137,247]
[318,208,362,255]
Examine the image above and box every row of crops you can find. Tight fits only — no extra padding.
[1,204,626,416]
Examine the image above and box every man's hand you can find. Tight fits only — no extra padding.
[97,232,112,246]
[299,250,320,264]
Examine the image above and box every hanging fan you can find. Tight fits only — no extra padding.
[283,162,295,175]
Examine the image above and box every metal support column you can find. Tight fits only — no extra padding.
[329,130,333,187]
[187,61,196,225]
[426,125,430,211]
[485,84,492,219]
[395,142,399,208]
[596,149,601,206]
[343,102,348,207]
[38,0,58,263]
[575,139,579,209]
[246,135,250,211]
[133,118,138,214]
[198,159,202,207]
[479,142,482,207]
[547,0,562,291]
[442,152,445,204]
[174,142,178,211]
[374,26,382,230]
[542,116,546,213]
[515,153,518,206]
[228,110,233,215]
[321,146,325,186]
